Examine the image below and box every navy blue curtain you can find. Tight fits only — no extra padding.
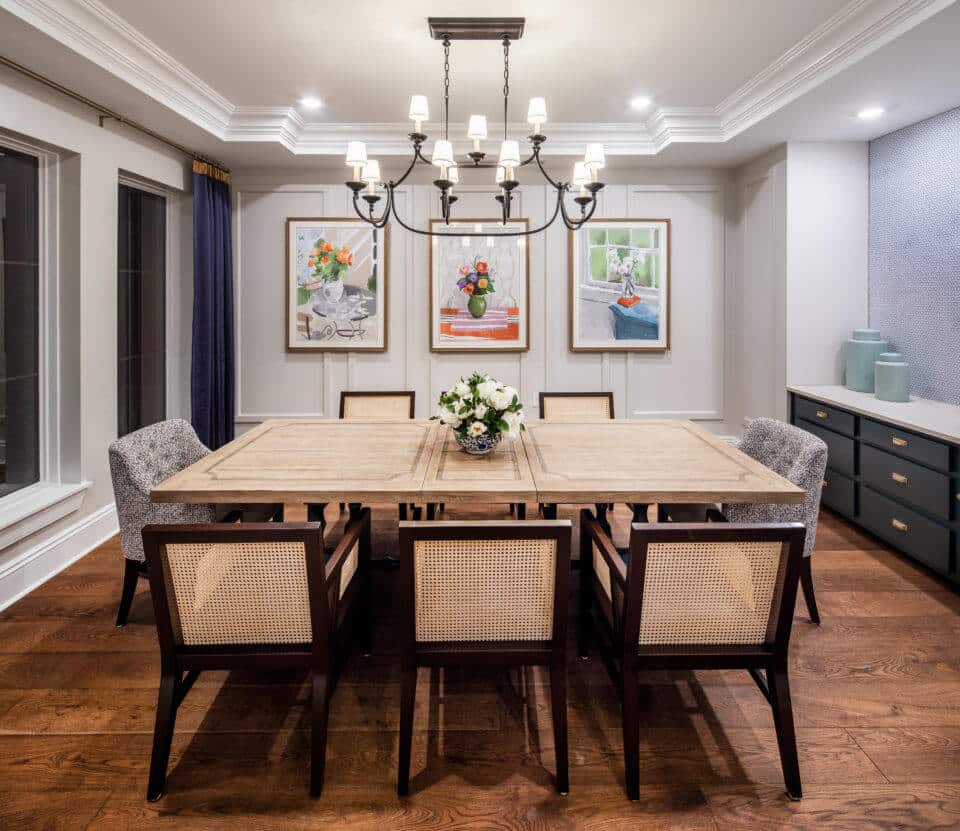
[191,162,235,449]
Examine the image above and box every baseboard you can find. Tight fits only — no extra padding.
[0,502,118,611]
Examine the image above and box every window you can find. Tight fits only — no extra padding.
[585,226,660,290]
[0,145,40,498]
[118,184,166,437]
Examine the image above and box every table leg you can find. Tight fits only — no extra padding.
[542,504,558,520]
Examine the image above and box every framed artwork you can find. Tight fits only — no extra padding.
[285,217,387,352]
[569,218,670,352]
[429,218,530,352]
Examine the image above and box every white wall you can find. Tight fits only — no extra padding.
[786,142,869,385]
[0,67,192,607]
[233,170,732,434]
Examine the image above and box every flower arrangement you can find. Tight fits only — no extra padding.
[433,372,525,454]
[307,237,353,283]
[456,256,495,297]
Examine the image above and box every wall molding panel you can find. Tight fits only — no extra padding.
[233,180,733,434]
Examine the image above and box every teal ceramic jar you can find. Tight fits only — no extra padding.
[875,352,910,402]
[845,329,889,393]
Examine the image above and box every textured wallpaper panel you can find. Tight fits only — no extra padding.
[868,106,960,405]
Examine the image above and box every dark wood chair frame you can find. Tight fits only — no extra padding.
[396,520,572,796]
[578,509,807,801]
[116,503,283,628]
[537,391,617,527]
[141,511,373,801]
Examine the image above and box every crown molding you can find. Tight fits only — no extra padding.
[2,0,953,156]
[0,0,234,134]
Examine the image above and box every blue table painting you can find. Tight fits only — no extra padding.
[609,302,659,340]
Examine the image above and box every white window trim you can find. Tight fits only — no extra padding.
[0,132,90,547]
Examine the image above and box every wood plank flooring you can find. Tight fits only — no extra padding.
[1,505,959,830]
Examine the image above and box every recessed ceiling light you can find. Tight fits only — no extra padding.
[300,96,322,111]
[630,96,652,111]
[857,106,885,120]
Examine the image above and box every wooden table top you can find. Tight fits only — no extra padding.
[152,418,803,506]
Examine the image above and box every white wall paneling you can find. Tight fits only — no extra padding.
[233,178,732,432]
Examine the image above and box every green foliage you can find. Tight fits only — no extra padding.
[297,286,311,306]
[589,228,606,246]
[608,228,630,246]
[367,273,377,293]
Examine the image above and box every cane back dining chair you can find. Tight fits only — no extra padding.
[306,391,418,526]
[661,417,827,624]
[538,392,616,525]
[108,419,281,628]
[579,509,807,801]
[141,511,372,800]
[396,520,572,796]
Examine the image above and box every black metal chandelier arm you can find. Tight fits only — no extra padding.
[558,187,599,230]
[351,186,393,229]
[388,188,563,238]
[393,145,431,188]
[532,147,562,189]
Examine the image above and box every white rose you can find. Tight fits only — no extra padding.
[502,386,519,404]
[488,388,513,411]
[437,407,461,428]
[477,379,499,401]
[452,380,471,398]
[474,402,489,419]
[468,420,487,437]
[502,410,524,439]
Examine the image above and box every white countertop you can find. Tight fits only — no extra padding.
[788,385,960,445]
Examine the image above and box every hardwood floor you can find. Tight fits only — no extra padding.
[1,505,958,830]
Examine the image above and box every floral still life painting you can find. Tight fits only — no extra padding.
[432,372,526,455]
[430,219,529,352]
[569,218,670,352]
[286,218,387,351]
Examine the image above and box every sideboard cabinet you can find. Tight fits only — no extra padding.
[788,385,959,585]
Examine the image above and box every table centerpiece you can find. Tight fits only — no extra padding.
[433,372,525,455]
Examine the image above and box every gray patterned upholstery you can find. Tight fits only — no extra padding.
[723,418,827,558]
[108,419,216,563]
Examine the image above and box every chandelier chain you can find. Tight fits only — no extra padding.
[502,36,510,141]
[442,36,450,141]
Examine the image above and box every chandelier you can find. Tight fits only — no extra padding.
[343,17,606,238]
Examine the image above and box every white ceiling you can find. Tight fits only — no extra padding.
[96,0,851,122]
[0,0,958,169]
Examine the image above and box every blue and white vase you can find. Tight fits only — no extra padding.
[456,432,502,456]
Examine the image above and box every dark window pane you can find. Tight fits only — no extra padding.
[118,184,166,437]
[0,145,40,498]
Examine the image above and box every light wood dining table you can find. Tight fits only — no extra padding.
[151,418,804,512]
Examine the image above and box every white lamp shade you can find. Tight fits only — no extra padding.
[467,114,488,140]
[572,161,589,186]
[447,165,459,184]
[345,141,367,167]
[527,97,547,125]
[495,165,505,184]
[408,94,429,122]
[431,139,454,167]
[498,139,521,168]
[360,159,381,184]
[584,142,606,171]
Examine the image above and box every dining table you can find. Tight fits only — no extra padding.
[151,418,804,514]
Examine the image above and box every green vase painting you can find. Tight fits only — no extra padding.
[468,293,487,319]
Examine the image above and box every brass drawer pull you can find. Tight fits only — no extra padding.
[890,472,908,485]
[891,436,908,447]
[891,518,908,532]
[815,410,828,419]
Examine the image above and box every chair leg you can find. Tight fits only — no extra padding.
[146,670,179,801]
[578,532,593,660]
[399,503,408,521]
[439,503,445,512]
[799,557,820,625]
[397,664,417,796]
[310,670,331,798]
[595,503,610,535]
[550,659,569,795]
[767,666,802,800]
[339,503,345,513]
[426,503,436,521]
[622,669,640,801]
[116,559,142,628]
[509,503,515,515]
[516,503,526,520]
[307,503,327,529]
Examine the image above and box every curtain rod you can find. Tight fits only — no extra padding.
[0,53,230,172]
